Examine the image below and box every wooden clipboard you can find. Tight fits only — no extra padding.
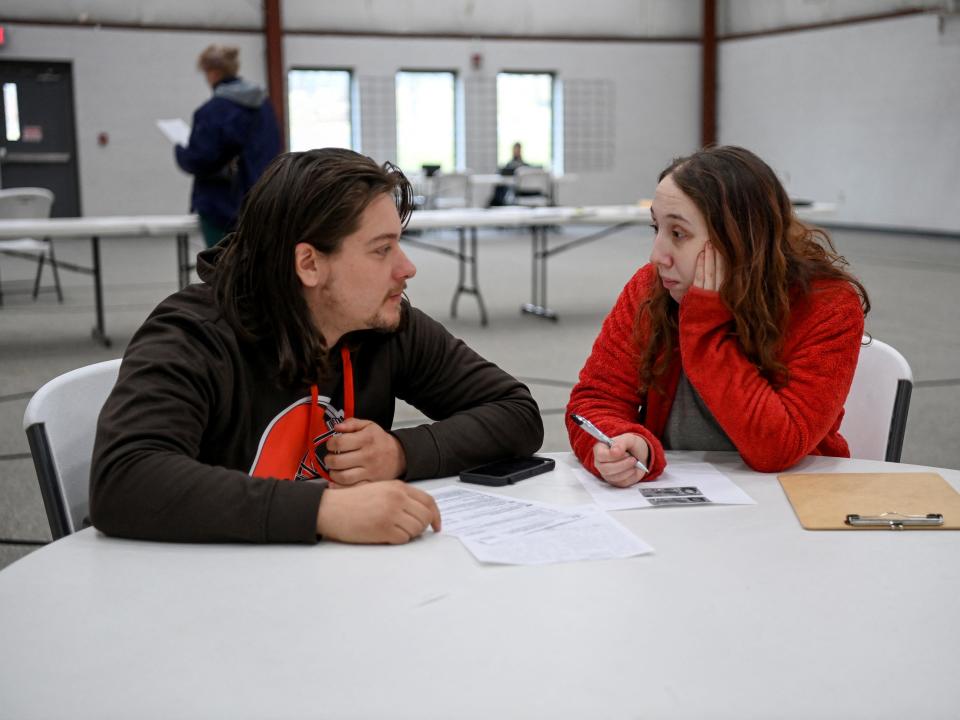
[778,472,960,530]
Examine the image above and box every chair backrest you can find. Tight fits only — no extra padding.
[22,359,122,539]
[431,171,471,209]
[0,187,55,220]
[514,166,551,195]
[840,337,913,462]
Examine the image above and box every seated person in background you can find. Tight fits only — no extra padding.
[91,148,544,544]
[500,142,528,176]
[488,141,528,206]
[566,145,869,486]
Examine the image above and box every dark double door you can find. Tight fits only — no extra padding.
[0,60,81,217]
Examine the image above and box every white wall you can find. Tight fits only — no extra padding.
[0,0,261,30]
[0,21,700,214]
[4,0,701,37]
[284,0,699,37]
[6,5,957,230]
[1,23,267,215]
[284,34,701,206]
[719,0,945,34]
[719,13,960,233]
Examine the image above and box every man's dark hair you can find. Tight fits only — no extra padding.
[213,148,414,385]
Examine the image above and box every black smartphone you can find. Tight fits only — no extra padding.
[459,456,556,487]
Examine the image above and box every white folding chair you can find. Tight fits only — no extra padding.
[840,337,913,462]
[513,167,552,207]
[23,359,122,539]
[0,187,61,305]
[430,171,472,210]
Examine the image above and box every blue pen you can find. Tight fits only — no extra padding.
[569,413,649,474]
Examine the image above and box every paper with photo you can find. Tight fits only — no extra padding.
[156,118,191,146]
[430,485,653,565]
[573,458,755,511]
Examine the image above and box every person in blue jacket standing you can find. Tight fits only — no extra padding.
[176,45,282,248]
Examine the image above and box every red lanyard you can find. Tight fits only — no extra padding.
[340,345,354,419]
[306,345,354,480]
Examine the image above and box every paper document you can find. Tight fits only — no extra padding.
[432,485,584,544]
[431,485,653,565]
[156,118,191,146]
[574,457,755,511]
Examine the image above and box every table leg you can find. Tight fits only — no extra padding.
[470,229,489,326]
[47,237,64,302]
[521,226,558,321]
[529,226,539,306]
[448,227,488,326]
[89,236,111,347]
[177,233,190,289]
[176,233,184,289]
[450,228,466,319]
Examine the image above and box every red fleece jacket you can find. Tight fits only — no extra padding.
[567,263,865,479]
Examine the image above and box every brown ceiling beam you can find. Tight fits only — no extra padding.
[264,0,286,149]
[701,0,717,148]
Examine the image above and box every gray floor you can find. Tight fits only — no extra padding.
[2,223,958,569]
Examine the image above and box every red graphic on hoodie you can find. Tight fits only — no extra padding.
[249,347,355,483]
[248,395,344,482]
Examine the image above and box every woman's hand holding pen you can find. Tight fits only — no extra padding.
[593,433,650,487]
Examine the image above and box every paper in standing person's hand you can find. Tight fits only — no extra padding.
[156,118,191,146]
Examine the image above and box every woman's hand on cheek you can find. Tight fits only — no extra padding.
[694,242,725,293]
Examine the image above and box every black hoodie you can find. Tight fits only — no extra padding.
[89,247,543,543]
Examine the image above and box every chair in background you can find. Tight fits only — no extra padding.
[840,337,913,462]
[430,171,472,210]
[0,187,61,305]
[512,167,552,207]
[23,359,121,540]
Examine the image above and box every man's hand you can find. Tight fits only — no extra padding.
[593,433,650,487]
[694,241,726,293]
[316,481,441,544]
[325,418,406,486]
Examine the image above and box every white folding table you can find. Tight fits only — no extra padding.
[1,451,957,719]
[0,214,199,345]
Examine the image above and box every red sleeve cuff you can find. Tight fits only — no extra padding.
[680,287,733,325]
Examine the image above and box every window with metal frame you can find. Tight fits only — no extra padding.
[496,72,555,170]
[287,68,354,152]
[396,70,457,173]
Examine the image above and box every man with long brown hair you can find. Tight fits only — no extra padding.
[91,149,543,544]
[568,145,869,485]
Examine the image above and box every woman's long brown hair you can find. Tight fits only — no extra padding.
[636,146,870,393]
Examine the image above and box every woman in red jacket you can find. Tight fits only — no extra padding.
[566,145,870,486]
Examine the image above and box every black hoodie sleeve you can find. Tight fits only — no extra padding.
[390,307,544,479]
[89,298,325,544]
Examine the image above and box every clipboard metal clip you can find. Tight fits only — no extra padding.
[845,512,944,530]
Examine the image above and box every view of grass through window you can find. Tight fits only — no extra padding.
[396,71,456,173]
[497,73,553,169]
[287,69,352,152]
